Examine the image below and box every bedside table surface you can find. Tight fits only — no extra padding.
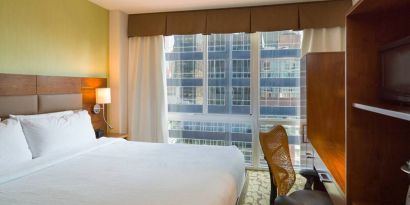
[105,133,128,139]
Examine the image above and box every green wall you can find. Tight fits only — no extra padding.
[0,0,108,77]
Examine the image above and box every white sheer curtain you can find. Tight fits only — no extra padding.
[301,27,345,56]
[128,36,169,143]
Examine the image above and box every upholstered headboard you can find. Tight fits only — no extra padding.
[0,94,84,118]
[0,74,107,130]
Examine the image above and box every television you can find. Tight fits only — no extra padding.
[380,36,410,104]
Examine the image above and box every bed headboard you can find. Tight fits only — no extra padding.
[0,73,107,130]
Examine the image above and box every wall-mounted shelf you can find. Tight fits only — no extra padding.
[353,103,410,121]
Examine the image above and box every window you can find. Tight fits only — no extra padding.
[208,60,225,79]
[172,35,203,52]
[208,34,226,52]
[208,86,225,105]
[231,123,252,134]
[167,86,203,105]
[232,60,250,78]
[168,120,253,163]
[260,87,300,107]
[168,60,203,79]
[258,30,305,169]
[165,31,305,169]
[181,87,202,105]
[232,87,250,105]
[203,122,226,132]
[260,58,300,78]
[232,33,250,51]
[261,31,301,50]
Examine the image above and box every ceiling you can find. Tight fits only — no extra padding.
[89,0,327,14]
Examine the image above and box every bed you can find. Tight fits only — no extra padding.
[0,74,246,205]
[0,137,245,205]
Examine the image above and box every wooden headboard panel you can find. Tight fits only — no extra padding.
[0,73,107,130]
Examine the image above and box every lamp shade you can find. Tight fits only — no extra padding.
[96,88,111,104]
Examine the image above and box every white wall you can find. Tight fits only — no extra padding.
[108,10,128,133]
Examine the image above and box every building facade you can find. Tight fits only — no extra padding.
[165,31,303,167]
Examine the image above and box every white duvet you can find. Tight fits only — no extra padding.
[0,138,245,205]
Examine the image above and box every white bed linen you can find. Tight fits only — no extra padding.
[0,138,245,205]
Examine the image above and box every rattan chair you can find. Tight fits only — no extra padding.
[259,125,332,205]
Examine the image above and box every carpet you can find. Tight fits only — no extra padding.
[239,170,306,205]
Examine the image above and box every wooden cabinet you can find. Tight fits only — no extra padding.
[303,52,346,192]
[346,1,410,204]
[302,2,410,204]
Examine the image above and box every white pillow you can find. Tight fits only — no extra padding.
[0,119,32,167]
[10,110,74,120]
[19,110,96,158]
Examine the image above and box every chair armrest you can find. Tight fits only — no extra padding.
[275,196,303,205]
[298,169,319,190]
[299,169,318,179]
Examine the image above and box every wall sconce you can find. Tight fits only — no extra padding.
[93,88,113,129]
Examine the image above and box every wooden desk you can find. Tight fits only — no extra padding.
[303,52,346,192]
[313,147,346,205]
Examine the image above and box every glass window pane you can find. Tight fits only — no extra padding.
[165,35,203,52]
[165,31,306,169]
[232,33,250,51]
[208,86,225,105]
[259,31,302,120]
[259,30,304,169]
[165,33,253,166]
[231,33,251,115]
[207,33,251,115]
[165,35,204,113]
[208,60,226,79]
[168,120,253,165]
[208,34,226,52]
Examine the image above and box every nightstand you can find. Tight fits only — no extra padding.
[105,133,128,140]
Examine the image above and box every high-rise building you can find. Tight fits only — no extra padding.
[165,31,302,167]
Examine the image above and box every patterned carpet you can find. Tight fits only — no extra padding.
[239,170,306,205]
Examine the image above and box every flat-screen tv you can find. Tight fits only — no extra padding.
[380,36,410,104]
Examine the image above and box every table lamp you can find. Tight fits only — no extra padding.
[93,88,113,129]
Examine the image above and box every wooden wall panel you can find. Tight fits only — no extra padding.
[304,52,346,192]
[346,2,410,204]
[0,74,36,96]
[37,76,82,94]
[81,78,107,131]
[0,73,107,131]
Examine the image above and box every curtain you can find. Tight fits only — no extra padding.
[301,27,345,56]
[128,36,169,143]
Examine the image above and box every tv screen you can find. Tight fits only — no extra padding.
[381,36,410,104]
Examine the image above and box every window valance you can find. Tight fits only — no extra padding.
[128,0,351,37]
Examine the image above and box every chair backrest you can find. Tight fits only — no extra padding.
[259,125,296,196]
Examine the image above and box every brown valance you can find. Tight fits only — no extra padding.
[299,0,352,29]
[128,13,166,37]
[166,11,206,35]
[128,0,351,37]
[206,8,251,34]
[251,4,299,32]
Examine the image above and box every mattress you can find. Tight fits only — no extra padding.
[0,138,245,205]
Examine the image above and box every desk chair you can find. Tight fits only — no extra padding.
[259,125,332,205]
